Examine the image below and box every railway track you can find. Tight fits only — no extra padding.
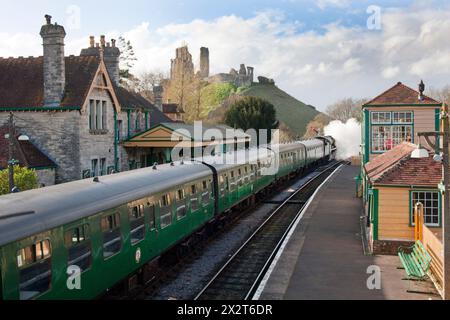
[195,161,345,300]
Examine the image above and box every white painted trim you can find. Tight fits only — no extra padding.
[252,164,345,300]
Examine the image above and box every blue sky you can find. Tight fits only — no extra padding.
[1,0,450,109]
[0,0,425,37]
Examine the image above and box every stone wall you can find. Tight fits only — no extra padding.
[36,168,56,186]
[0,82,122,183]
[78,86,117,178]
[0,111,81,183]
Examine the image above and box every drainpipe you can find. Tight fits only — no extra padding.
[114,110,119,172]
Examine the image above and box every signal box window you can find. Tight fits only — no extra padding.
[160,194,173,228]
[16,239,52,300]
[101,213,122,259]
[130,205,145,244]
[65,224,91,272]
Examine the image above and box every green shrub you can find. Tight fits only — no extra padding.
[0,166,39,195]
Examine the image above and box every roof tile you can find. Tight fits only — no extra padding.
[364,82,441,106]
[365,142,441,187]
[0,56,99,108]
[0,126,56,169]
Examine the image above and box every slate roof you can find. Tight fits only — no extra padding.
[364,142,441,187]
[0,55,100,108]
[0,126,56,169]
[364,82,441,106]
[114,86,172,126]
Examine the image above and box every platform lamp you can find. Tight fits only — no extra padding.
[418,103,450,299]
[6,112,30,193]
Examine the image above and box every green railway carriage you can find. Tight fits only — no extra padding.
[0,161,215,300]
[0,138,336,300]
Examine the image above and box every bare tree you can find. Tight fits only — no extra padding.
[429,86,450,105]
[326,98,367,123]
[303,113,333,138]
[136,70,168,101]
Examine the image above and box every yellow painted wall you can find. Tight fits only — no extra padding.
[377,186,442,241]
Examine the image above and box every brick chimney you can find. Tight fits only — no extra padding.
[80,35,120,85]
[40,14,66,107]
[153,86,163,111]
[103,38,120,86]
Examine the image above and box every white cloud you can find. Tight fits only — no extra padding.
[1,5,450,111]
[382,66,400,79]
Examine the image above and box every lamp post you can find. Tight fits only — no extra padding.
[7,112,16,193]
[418,103,450,299]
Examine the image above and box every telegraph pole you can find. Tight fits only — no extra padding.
[8,112,15,193]
[442,104,450,300]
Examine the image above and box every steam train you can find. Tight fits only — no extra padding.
[0,137,335,300]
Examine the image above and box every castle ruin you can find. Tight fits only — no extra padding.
[169,45,254,87]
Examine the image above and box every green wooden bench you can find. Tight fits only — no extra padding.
[398,240,432,280]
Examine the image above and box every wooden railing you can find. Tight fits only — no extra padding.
[422,225,444,296]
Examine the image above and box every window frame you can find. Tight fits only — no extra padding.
[101,213,122,259]
[371,111,392,125]
[16,238,53,300]
[370,111,414,154]
[64,224,92,272]
[129,204,146,245]
[393,111,413,125]
[159,193,173,229]
[176,188,187,220]
[410,190,441,228]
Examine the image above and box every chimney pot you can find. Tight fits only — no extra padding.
[100,35,106,47]
[111,39,116,47]
[89,36,95,48]
[45,14,52,25]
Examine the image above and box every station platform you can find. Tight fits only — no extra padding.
[257,164,439,300]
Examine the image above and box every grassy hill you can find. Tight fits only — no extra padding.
[237,83,320,137]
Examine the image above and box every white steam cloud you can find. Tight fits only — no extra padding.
[324,119,361,160]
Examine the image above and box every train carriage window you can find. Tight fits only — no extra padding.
[229,171,236,191]
[219,174,227,197]
[129,205,145,244]
[201,180,210,205]
[176,189,187,220]
[17,239,52,300]
[65,225,92,272]
[148,204,156,230]
[101,213,122,259]
[159,194,173,228]
[189,184,199,212]
[237,169,243,187]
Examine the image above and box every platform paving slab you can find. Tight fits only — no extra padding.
[258,165,440,300]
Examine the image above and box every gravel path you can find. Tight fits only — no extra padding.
[148,170,321,300]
